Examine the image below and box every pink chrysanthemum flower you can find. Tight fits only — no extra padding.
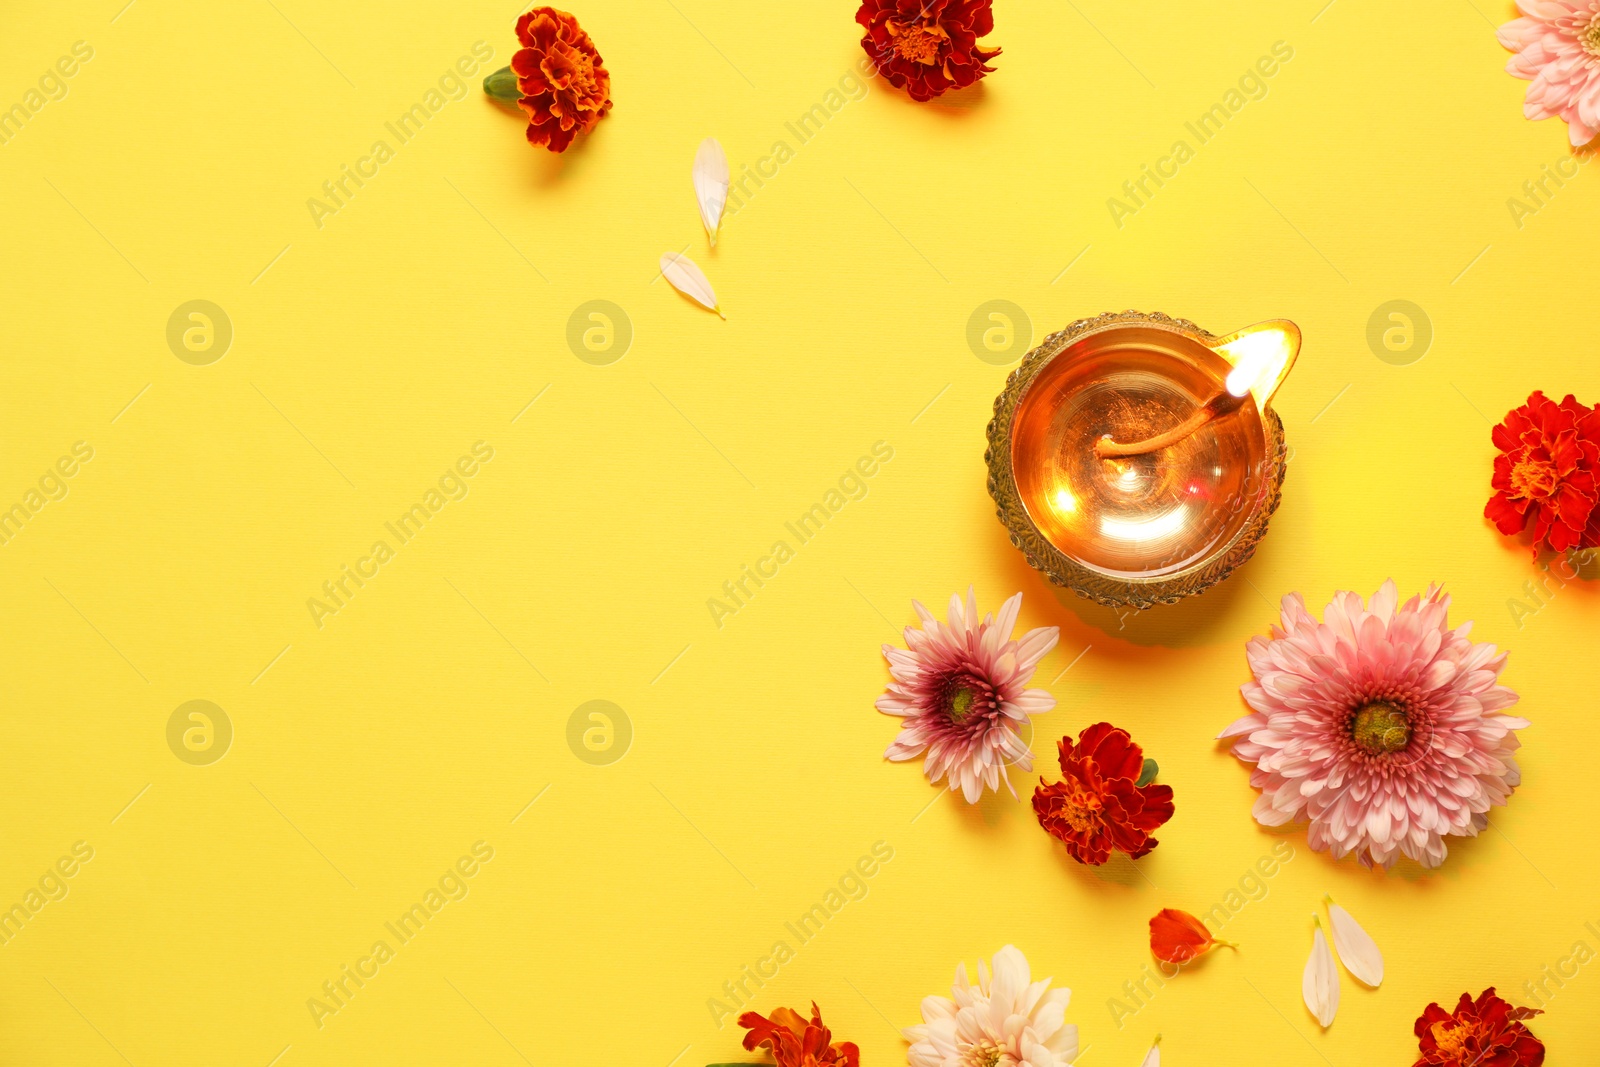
[903,945,1078,1067]
[1220,581,1528,870]
[878,588,1058,803]
[1498,0,1600,147]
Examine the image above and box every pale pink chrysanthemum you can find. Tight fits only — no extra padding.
[1219,581,1528,871]
[903,945,1078,1067]
[878,588,1058,803]
[1498,0,1600,147]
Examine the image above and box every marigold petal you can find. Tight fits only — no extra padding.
[1149,908,1216,964]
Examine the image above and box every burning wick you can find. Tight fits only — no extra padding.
[1091,325,1295,459]
[1093,389,1247,458]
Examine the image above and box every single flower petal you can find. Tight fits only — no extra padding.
[693,137,731,246]
[1303,920,1340,1028]
[660,252,724,318]
[1326,900,1383,987]
[1149,909,1220,965]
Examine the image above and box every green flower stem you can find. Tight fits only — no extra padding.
[482,65,520,102]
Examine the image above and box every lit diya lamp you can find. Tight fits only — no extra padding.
[986,310,1300,609]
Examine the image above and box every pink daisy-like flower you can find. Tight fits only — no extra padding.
[878,588,1058,803]
[1219,581,1528,870]
[1498,0,1600,147]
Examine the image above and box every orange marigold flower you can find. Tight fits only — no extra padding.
[856,0,1000,101]
[738,1004,860,1067]
[1032,722,1173,866]
[511,7,612,152]
[1413,988,1544,1066]
[1485,390,1600,556]
[1148,908,1234,966]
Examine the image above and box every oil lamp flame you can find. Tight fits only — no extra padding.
[1218,320,1300,407]
[1093,319,1300,459]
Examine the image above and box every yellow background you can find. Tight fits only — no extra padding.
[2,0,1597,1064]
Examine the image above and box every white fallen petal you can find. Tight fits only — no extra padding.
[660,252,724,318]
[1138,1036,1160,1067]
[1327,901,1383,987]
[692,137,730,246]
[1303,920,1340,1028]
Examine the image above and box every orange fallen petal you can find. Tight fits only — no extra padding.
[1149,908,1234,965]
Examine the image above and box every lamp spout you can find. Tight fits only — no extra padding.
[1214,319,1300,411]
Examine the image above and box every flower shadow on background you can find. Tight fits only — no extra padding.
[874,76,990,119]
[1049,565,1258,648]
[1220,772,1505,888]
[1048,843,1168,891]
[1487,522,1600,592]
[944,782,1028,830]
[1382,825,1529,889]
[484,95,604,187]
[926,738,1173,896]
[1207,724,1519,886]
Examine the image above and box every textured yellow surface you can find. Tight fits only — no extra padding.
[2,1,1597,1064]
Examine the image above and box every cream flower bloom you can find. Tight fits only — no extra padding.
[904,946,1077,1067]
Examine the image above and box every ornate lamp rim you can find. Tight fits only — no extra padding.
[983,309,1288,611]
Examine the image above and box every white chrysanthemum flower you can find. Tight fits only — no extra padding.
[904,946,1077,1067]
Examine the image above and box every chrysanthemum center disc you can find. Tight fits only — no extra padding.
[1584,15,1600,56]
[963,1040,1003,1067]
[948,686,976,721]
[1351,700,1411,755]
[888,21,947,65]
[1510,452,1559,499]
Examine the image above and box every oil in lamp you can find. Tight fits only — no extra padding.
[985,310,1300,609]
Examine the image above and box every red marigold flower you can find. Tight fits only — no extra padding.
[1148,908,1234,965]
[855,0,1000,101]
[1485,390,1600,555]
[1032,722,1173,865]
[1412,988,1544,1067]
[511,7,612,152]
[738,1004,859,1067]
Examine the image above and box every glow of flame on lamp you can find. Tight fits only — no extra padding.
[1102,506,1190,543]
[1216,319,1300,410]
[1091,319,1300,459]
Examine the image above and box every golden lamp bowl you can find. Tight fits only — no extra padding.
[985,310,1299,610]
